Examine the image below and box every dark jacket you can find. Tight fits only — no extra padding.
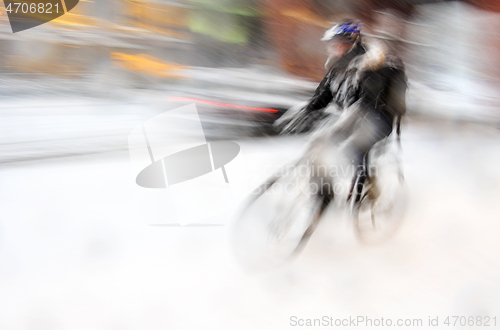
[305,38,407,125]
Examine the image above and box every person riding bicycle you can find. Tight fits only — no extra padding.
[275,19,408,199]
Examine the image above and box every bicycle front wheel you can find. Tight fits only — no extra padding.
[232,165,323,269]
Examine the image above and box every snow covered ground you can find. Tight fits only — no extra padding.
[0,96,499,330]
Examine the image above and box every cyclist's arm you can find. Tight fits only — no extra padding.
[274,71,334,134]
[304,73,334,112]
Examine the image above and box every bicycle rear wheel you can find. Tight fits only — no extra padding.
[232,164,323,269]
[354,170,409,244]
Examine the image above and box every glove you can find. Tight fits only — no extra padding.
[273,102,306,132]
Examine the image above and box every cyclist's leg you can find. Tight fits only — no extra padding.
[346,108,393,202]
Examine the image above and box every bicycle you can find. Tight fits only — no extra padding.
[231,104,409,269]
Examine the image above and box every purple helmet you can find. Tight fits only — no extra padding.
[322,20,361,43]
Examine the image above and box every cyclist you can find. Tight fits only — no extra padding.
[275,19,408,199]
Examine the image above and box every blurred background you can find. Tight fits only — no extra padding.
[0,0,500,329]
[0,0,499,138]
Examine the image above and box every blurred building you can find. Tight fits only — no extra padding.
[0,0,277,89]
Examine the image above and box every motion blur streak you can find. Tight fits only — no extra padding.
[112,53,187,79]
[168,97,279,113]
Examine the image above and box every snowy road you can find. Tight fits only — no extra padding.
[0,97,499,329]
